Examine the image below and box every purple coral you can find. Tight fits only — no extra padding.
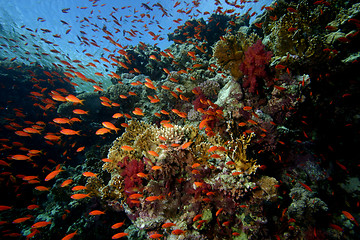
[240,40,272,93]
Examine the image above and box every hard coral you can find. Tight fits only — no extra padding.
[240,40,272,93]
[213,33,257,79]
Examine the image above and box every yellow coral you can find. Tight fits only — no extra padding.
[213,33,258,79]
[225,132,258,173]
[264,10,326,61]
[253,176,279,201]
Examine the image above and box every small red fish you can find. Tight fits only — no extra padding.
[89,210,105,215]
[112,232,128,239]
[111,221,125,229]
[162,222,176,228]
[171,229,185,235]
[299,182,312,192]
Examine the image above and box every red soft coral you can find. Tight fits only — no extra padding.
[118,157,144,207]
[240,40,272,93]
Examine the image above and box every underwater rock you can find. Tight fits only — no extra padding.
[288,185,328,223]
[253,176,279,202]
[215,79,243,110]
[339,177,360,198]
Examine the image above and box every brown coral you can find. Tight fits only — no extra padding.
[213,33,258,79]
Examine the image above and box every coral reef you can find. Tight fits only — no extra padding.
[97,120,278,238]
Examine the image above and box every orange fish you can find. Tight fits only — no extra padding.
[112,113,123,118]
[0,205,12,211]
[274,85,286,91]
[170,91,178,99]
[27,204,40,210]
[93,85,104,91]
[181,141,192,149]
[129,193,143,199]
[208,146,218,152]
[148,151,159,157]
[171,229,185,235]
[247,119,258,125]
[83,172,97,178]
[232,171,243,176]
[159,136,167,141]
[35,186,50,191]
[192,163,200,168]
[71,193,90,199]
[71,185,87,191]
[145,196,160,202]
[160,110,169,115]
[194,182,203,187]
[144,82,157,90]
[61,231,77,240]
[299,182,312,192]
[149,233,163,239]
[60,129,80,135]
[61,179,73,187]
[162,222,176,228]
[112,232,128,239]
[136,172,148,178]
[45,168,63,181]
[53,118,71,124]
[96,128,111,135]
[89,210,105,215]
[102,122,120,133]
[121,145,134,151]
[342,211,359,226]
[111,221,125,229]
[32,221,51,228]
[216,208,224,216]
[101,101,112,107]
[133,108,144,116]
[162,123,174,128]
[73,109,88,115]
[65,95,84,105]
[151,166,162,170]
[13,216,32,224]
[149,55,159,61]
[11,154,31,161]
[193,214,202,222]
[102,158,112,163]
[163,68,170,74]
